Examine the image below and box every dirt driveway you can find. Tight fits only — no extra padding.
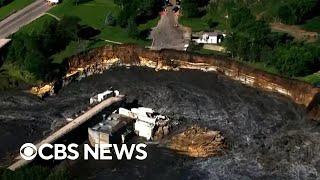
[150,6,190,51]
[271,23,318,43]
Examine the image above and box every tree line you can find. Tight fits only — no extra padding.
[181,0,320,77]
[182,0,319,25]
[224,7,320,77]
[6,16,80,81]
[105,0,164,38]
[0,0,11,7]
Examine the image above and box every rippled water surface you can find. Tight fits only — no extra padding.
[1,67,320,179]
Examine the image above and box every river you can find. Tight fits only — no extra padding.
[1,67,319,179]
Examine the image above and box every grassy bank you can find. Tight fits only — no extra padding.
[0,0,35,21]
[180,17,208,32]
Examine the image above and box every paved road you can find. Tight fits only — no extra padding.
[0,0,52,38]
[150,6,190,51]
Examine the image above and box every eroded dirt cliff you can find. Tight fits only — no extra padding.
[31,44,320,120]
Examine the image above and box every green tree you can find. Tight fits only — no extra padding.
[225,7,271,61]
[116,0,162,27]
[127,18,140,38]
[273,44,314,77]
[57,16,80,42]
[182,0,199,17]
[228,7,255,31]
[6,15,80,80]
[277,0,317,24]
[277,5,296,24]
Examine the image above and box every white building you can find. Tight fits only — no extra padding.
[46,0,60,4]
[119,107,169,140]
[193,32,226,44]
[131,107,156,140]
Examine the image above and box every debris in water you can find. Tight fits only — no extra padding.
[166,125,227,157]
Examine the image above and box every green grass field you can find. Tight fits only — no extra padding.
[180,17,209,32]
[0,0,35,21]
[48,0,151,46]
[14,0,156,64]
[18,15,54,34]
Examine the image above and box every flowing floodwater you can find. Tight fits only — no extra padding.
[1,67,320,179]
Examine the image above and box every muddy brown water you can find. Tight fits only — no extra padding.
[1,67,320,179]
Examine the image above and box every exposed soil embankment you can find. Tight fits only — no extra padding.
[31,44,320,120]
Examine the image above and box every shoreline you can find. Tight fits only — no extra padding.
[30,44,320,120]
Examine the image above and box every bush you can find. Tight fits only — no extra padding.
[277,5,296,24]
[105,13,116,26]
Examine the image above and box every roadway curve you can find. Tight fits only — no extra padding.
[0,0,52,38]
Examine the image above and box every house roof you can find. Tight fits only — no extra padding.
[203,32,219,36]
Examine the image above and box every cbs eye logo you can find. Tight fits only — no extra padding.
[20,143,37,160]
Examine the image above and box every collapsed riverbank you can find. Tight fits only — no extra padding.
[1,67,319,179]
[30,44,320,120]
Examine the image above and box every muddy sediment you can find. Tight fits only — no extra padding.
[1,67,320,179]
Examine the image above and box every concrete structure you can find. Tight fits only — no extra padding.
[88,113,134,146]
[89,105,171,145]
[89,105,171,141]
[8,95,125,171]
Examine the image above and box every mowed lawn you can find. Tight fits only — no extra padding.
[49,0,152,45]
[0,0,35,20]
[16,0,158,64]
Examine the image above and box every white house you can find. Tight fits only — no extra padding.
[46,0,60,5]
[193,32,226,44]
